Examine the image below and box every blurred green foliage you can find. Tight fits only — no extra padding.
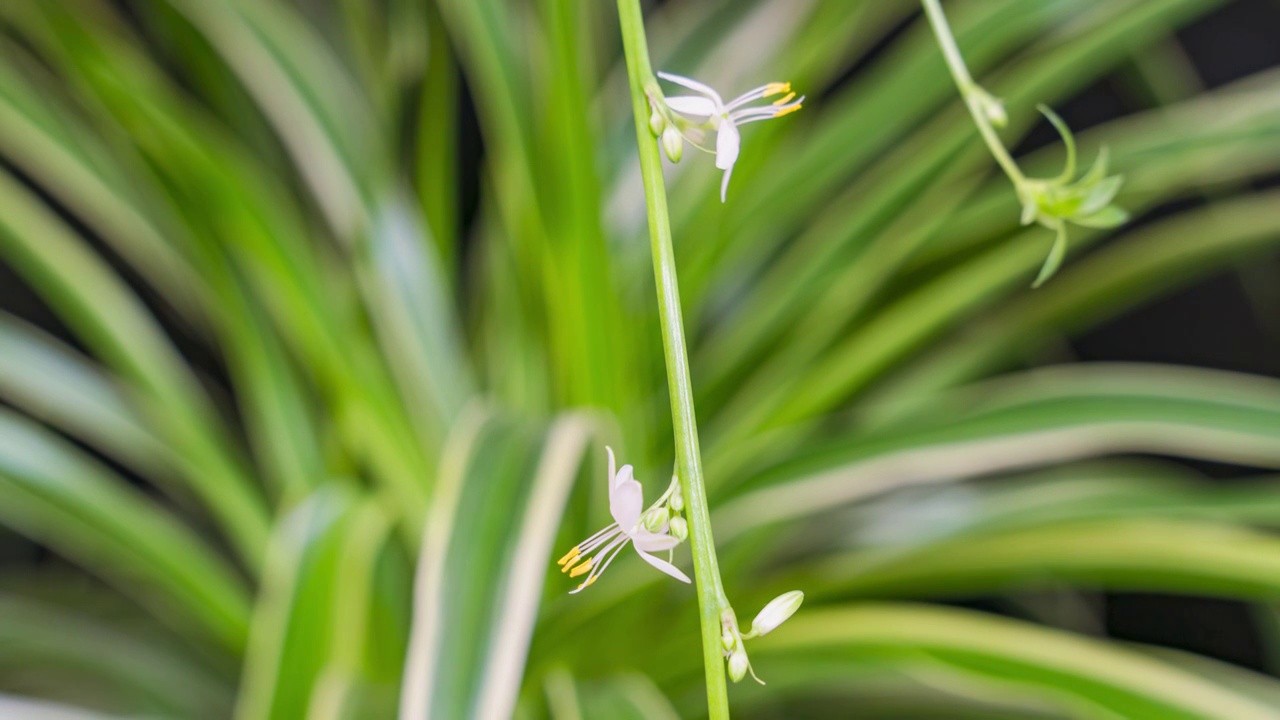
[0,0,1277,717]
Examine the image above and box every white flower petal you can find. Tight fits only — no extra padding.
[613,463,635,494]
[633,531,679,552]
[606,446,616,488]
[664,96,718,118]
[610,478,643,531]
[715,123,740,170]
[635,546,691,583]
[657,71,724,108]
[720,165,733,203]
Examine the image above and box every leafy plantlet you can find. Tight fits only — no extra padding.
[1017,106,1129,286]
[922,0,1128,287]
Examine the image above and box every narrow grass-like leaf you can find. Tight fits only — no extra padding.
[0,594,231,719]
[0,314,172,479]
[757,604,1279,719]
[810,519,1280,601]
[235,487,402,720]
[0,168,269,566]
[0,410,251,653]
[715,373,1280,533]
[402,411,593,720]
[0,695,130,720]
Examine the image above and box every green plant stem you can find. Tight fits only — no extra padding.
[922,0,1027,188]
[614,0,732,717]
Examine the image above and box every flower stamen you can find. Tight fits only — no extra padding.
[568,558,594,577]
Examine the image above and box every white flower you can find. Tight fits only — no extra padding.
[557,447,691,593]
[657,72,804,202]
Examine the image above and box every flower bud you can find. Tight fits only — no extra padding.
[649,109,665,136]
[983,98,1007,128]
[973,87,1007,128]
[644,506,670,533]
[727,650,749,683]
[721,630,736,652]
[669,480,684,512]
[669,516,688,541]
[749,590,803,637]
[661,126,683,163]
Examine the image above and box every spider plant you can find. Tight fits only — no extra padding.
[0,0,1279,718]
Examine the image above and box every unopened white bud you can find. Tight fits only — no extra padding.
[669,516,688,541]
[649,109,665,136]
[644,506,670,533]
[749,590,803,637]
[669,479,684,512]
[661,126,683,163]
[727,650,749,683]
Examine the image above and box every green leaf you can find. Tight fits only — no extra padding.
[1077,145,1111,186]
[1074,174,1123,217]
[715,367,1280,534]
[233,487,407,720]
[0,594,232,718]
[1037,104,1077,183]
[1032,222,1068,288]
[0,314,172,480]
[0,168,270,567]
[757,604,1280,719]
[1074,204,1129,228]
[0,694,131,720]
[0,409,252,653]
[817,519,1280,601]
[401,412,595,719]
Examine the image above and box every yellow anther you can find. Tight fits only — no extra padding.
[576,576,598,591]
[557,546,580,566]
[763,82,791,97]
[568,558,594,577]
[772,92,796,106]
[774,103,803,117]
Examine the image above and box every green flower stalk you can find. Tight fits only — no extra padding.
[614,0,733,714]
[610,0,804,715]
[922,0,1128,287]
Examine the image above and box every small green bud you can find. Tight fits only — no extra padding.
[649,109,665,137]
[644,506,670,533]
[669,516,688,541]
[721,630,736,653]
[661,126,683,163]
[669,479,684,512]
[727,650,749,683]
[973,86,1007,128]
[749,590,803,637]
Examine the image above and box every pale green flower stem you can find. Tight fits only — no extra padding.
[921,0,1027,189]
[615,0,732,717]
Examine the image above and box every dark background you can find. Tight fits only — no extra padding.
[0,0,1278,685]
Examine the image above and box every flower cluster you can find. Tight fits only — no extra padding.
[647,72,804,202]
[556,448,690,593]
